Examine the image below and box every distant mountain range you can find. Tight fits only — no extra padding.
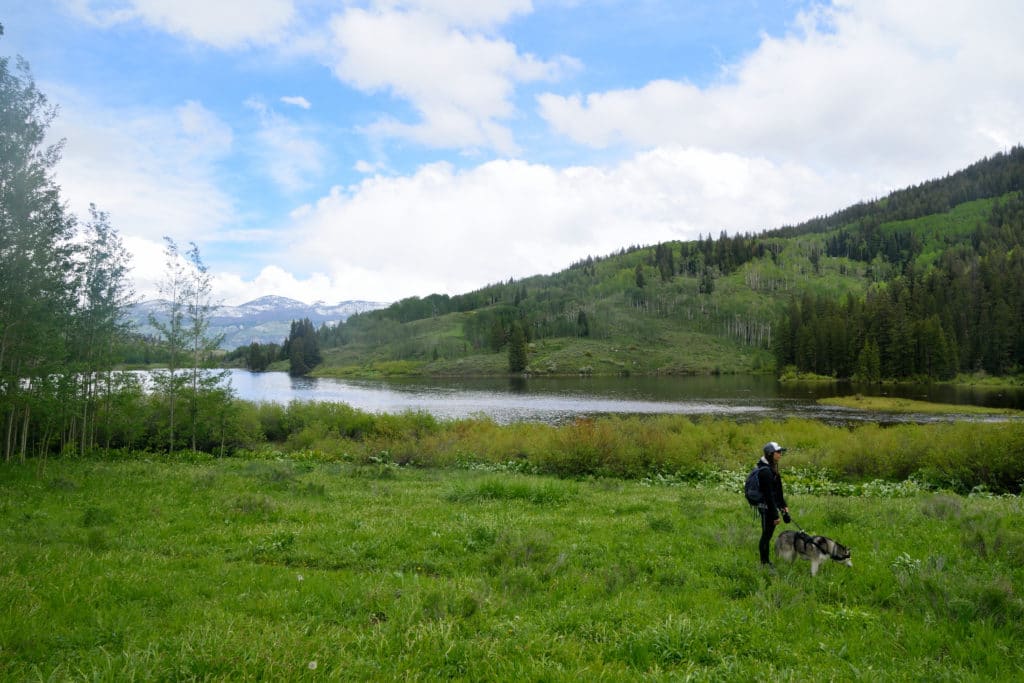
[129,296,390,349]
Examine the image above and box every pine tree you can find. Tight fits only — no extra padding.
[508,322,528,373]
[489,319,506,352]
[856,338,881,383]
[283,318,322,376]
[576,310,590,338]
[634,263,646,289]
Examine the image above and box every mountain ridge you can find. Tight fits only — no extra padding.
[130,296,390,349]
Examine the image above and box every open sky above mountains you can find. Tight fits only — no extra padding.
[4,0,1023,304]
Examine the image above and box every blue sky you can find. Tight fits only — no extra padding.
[3,1,1023,304]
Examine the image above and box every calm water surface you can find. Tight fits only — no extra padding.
[224,370,1024,425]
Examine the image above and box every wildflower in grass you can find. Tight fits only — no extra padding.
[308,660,317,670]
[297,573,304,582]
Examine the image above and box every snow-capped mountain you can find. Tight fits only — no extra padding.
[130,296,390,349]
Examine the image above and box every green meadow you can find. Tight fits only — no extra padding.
[2,452,1022,680]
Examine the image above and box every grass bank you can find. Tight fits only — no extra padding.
[819,395,1024,416]
[1,458,1022,680]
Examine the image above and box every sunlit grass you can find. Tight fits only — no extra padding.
[819,394,1024,416]
[2,458,1022,679]
[238,408,1024,494]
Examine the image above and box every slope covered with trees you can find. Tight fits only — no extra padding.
[774,176,1024,382]
[301,147,1024,382]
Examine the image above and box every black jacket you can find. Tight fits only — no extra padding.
[755,456,787,520]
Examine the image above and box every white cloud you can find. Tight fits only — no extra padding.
[326,6,575,154]
[254,147,857,303]
[176,100,234,158]
[122,235,167,302]
[280,95,311,109]
[371,0,534,29]
[245,98,325,192]
[65,0,296,48]
[44,0,1024,309]
[38,87,240,302]
[354,159,389,174]
[537,0,1024,186]
[213,266,346,306]
[49,91,236,245]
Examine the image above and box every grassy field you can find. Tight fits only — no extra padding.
[315,325,775,379]
[2,457,1022,680]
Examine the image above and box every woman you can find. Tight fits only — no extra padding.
[755,441,790,568]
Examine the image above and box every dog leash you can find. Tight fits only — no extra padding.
[786,516,831,555]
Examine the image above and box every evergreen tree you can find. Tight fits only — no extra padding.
[576,310,590,338]
[283,318,322,376]
[508,322,528,373]
[244,342,278,372]
[489,319,506,352]
[699,267,715,295]
[855,338,881,383]
[654,243,675,281]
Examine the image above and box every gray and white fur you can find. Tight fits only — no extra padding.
[775,530,852,576]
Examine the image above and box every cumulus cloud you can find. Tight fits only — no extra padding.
[537,0,1024,185]
[262,147,853,302]
[372,0,534,29]
[213,265,347,306]
[43,0,1024,308]
[65,0,296,48]
[326,5,576,154]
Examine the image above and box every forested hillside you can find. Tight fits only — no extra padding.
[775,191,1024,380]
[279,146,1024,381]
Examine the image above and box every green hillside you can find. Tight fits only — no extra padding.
[269,147,1024,380]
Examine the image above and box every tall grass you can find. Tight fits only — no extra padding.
[241,405,1024,494]
[44,377,1024,495]
[1,459,1022,679]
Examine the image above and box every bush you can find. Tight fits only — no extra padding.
[39,393,1024,494]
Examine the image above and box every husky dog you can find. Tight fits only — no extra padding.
[775,530,852,576]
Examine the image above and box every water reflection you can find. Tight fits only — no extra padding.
[224,370,1024,426]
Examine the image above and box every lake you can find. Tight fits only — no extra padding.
[223,370,1024,425]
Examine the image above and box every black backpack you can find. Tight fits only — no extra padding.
[744,464,767,505]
